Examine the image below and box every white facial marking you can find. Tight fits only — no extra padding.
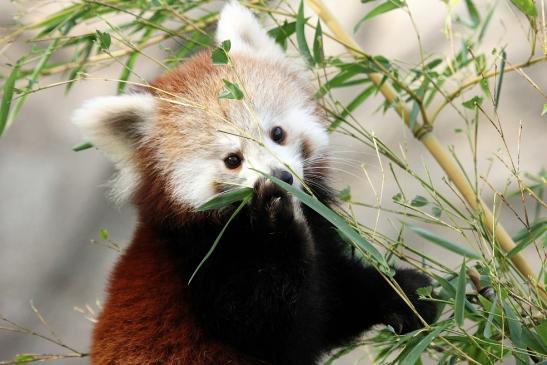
[168,102,328,209]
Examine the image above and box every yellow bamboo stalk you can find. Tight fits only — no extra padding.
[305,0,545,301]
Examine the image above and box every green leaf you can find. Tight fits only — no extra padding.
[268,21,296,50]
[219,79,244,100]
[317,64,368,97]
[503,300,529,365]
[211,39,231,65]
[409,78,429,129]
[0,60,21,136]
[392,192,402,202]
[399,323,449,365]
[354,0,405,32]
[72,141,93,152]
[188,196,251,284]
[479,78,491,98]
[312,19,324,65]
[409,226,481,259]
[118,51,139,94]
[95,30,111,51]
[338,186,352,202]
[196,187,253,211]
[410,195,428,207]
[7,31,69,128]
[494,51,506,110]
[296,1,314,65]
[510,0,538,17]
[541,104,547,117]
[462,95,483,109]
[166,31,210,68]
[15,354,35,364]
[464,0,481,27]
[65,38,94,93]
[483,297,498,338]
[521,327,547,355]
[454,259,467,326]
[340,84,376,118]
[508,219,547,257]
[255,170,390,273]
[416,286,432,297]
[99,228,109,240]
[431,206,442,218]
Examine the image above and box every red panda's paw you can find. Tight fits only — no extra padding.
[250,178,295,228]
[385,269,438,334]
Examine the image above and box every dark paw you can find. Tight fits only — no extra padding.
[250,178,294,227]
[386,269,438,334]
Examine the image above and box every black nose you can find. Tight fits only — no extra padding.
[273,169,293,185]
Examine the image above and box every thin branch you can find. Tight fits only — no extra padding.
[431,55,547,122]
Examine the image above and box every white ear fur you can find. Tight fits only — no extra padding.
[216,1,285,61]
[72,93,155,201]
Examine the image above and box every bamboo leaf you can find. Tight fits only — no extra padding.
[65,38,94,93]
[211,40,231,65]
[410,195,428,207]
[99,228,109,240]
[494,50,506,110]
[118,51,139,94]
[268,21,296,50]
[503,300,529,364]
[219,79,244,100]
[340,84,376,118]
[462,95,483,109]
[296,0,314,65]
[312,19,324,65]
[0,60,21,136]
[409,226,481,259]
[464,0,481,27]
[354,0,405,32]
[72,141,93,152]
[196,187,253,211]
[15,354,35,364]
[483,297,497,339]
[399,322,449,365]
[118,27,155,94]
[510,0,537,17]
[317,64,369,97]
[508,218,547,257]
[7,21,72,129]
[95,30,111,51]
[455,259,467,326]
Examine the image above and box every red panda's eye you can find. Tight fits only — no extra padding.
[270,126,285,144]
[224,153,242,169]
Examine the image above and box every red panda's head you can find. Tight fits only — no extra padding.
[73,2,330,223]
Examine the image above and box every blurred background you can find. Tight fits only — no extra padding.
[1,0,545,363]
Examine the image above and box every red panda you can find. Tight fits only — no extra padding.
[73,2,436,364]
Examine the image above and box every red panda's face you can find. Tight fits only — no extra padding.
[73,2,329,213]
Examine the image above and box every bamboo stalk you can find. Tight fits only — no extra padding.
[305,0,545,301]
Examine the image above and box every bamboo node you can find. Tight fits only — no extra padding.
[413,123,433,140]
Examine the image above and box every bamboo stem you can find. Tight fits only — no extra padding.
[305,0,545,301]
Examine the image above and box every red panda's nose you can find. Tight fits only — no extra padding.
[273,169,294,185]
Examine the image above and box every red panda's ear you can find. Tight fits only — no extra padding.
[216,1,285,61]
[72,93,155,201]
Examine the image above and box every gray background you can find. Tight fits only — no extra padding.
[1,0,545,363]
